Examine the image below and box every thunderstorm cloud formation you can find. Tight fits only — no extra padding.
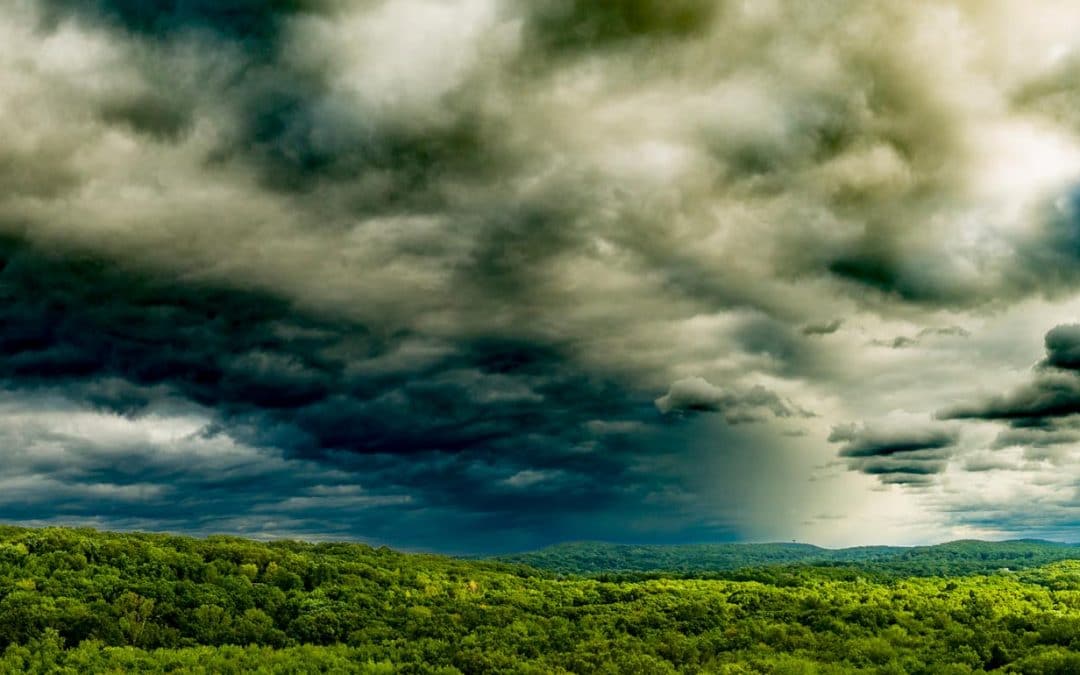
[3,0,1080,550]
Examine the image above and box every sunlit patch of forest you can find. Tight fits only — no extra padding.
[0,526,1078,673]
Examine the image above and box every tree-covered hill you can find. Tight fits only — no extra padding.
[1,526,1080,672]
[493,542,894,575]
[495,539,1080,577]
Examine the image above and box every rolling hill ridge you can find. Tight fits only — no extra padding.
[495,539,1080,576]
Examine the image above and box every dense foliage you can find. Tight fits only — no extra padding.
[496,540,1080,577]
[0,527,1079,672]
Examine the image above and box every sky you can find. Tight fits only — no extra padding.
[3,0,1080,553]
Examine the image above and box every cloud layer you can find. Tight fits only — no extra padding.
[3,0,1080,549]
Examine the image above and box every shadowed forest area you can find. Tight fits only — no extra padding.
[0,527,1077,672]
[495,540,1080,578]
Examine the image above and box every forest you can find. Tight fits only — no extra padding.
[497,540,1080,577]
[0,526,1078,673]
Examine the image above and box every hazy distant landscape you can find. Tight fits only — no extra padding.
[497,540,1080,577]
[0,526,1078,673]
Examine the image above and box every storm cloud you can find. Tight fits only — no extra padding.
[828,421,959,486]
[654,377,808,423]
[3,0,1080,549]
[940,324,1080,425]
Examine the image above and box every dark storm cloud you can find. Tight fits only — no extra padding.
[0,234,711,548]
[230,76,503,200]
[829,422,958,484]
[0,0,831,547]
[38,0,324,43]
[940,324,1080,425]
[733,316,804,370]
[827,254,935,304]
[725,314,844,382]
[10,0,1080,548]
[12,0,1080,325]
[1005,190,1080,298]
[0,392,747,552]
[0,395,423,544]
[39,0,504,207]
[940,374,1080,422]
[40,0,1080,317]
[1042,323,1080,370]
[829,423,958,458]
[820,174,1080,312]
[0,236,654,461]
[522,0,718,54]
[98,91,195,141]
[0,236,341,412]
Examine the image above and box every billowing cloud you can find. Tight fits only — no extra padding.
[3,0,1080,549]
[1042,323,1080,370]
[829,420,959,486]
[655,377,808,424]
[941,373,1080,423]
[829,423,958,458]
[940,324,1080,425]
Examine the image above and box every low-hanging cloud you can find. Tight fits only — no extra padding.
[829,421,959,486]
[655,377,809,424]
[940,324,1080,425]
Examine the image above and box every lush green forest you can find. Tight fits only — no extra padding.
[0,527,1079,673]
[496,540,1080,578]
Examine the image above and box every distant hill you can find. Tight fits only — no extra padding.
[495,539,1080,576]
